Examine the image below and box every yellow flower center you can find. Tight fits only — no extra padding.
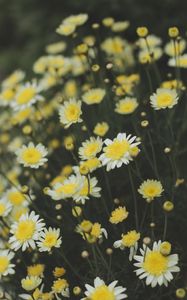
[0,256,9,274]
[2,89,14,101]
[157,93,173,107]
[144,187,158,198]
[90,285,115,300]
[105,140,130,160]
[8,191,25,205]
[21,148,42,164]
[117,101,136,114]
[17,87,36,104]
[15,220,36,241]
[143,250,168,276]
[0,203,6,216]
[56,183,77,195]
[65,104,80,121]
[43,232,58,248]
[53,279,68,293]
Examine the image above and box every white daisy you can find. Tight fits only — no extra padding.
[79,137,103,160]
[0,198,12,217]
[0,249,15,278]
[9,211,45,251]
[99,133,140,171]
[82,277,127,300]
[73,176,101,204]
[37,227,62,252]
[134,240,180,287]
[16,142,48,169]
[5,186,30,207]
[47,174,83,200]
[59,98,82,128]
[150,88,179,110]
[12,81,44,110]
[21,275,42,291]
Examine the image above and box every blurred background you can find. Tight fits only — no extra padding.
[0,0,186,77]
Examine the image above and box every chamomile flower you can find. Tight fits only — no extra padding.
[109,206,129,224]
[59,98,82,128]
[99,133,140,171]
[115,97,138,114]
[79,137,103,160]
[0,250,15,278]
[138,179,164,202]
[12,81,43,110]
[37,227,62,252]
[79,158,101,173]
[9,211,45,251]
[27,264,45,277]
[114,230,140,261]
[16,142,48,169]
[73,176,101,204]
[0,198,12,217]
[82,88,106,105]
[134,241,180,287]
[21,276,42,291]
[5,187,29,207]
[82,277,127,300]
[150,88,178,110]
[47,174,83,200]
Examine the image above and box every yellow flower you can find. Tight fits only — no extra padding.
[150,88,178,110]
[109,206,129,224]
[115,97,138,114]
[27,264,45,277]
[56,23,76,36]
[122,230,140,247]
[136,27,149,37]
[138,179,164,202]
[52,278,69,293]
[93,122,109,137]
[82,88,106,105]
[53,267,66,278]
[168,27,179,38]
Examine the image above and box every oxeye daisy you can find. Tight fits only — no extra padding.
[109,206,129,224]
[82,88,106,105]
[73,176,101,204]
[16,142,48,169]
[79,137,103,160]
[138,179,164,202]
[99,133,140,171]
[21,276,42,291]
[114,230,140,261]
[150,88,179,110]
[115,97,138,115]
[47,174,83,200]
[37,227,62,252]
[0,198,12,217]
[82,277,127,300]
[59,98,82,128]
[134,240,180,287]
[9,211,45,251]
[0,250,15,278]
[12,81,43,110]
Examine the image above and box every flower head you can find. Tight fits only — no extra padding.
[37,227,62,252]
[150,88,178,110]
[59,98,82,128]
[0,250,15,278]
[138,179,164,202]
[109,206,129,224]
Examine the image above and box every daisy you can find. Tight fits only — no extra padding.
[99,133,140,171]
[21,276,42,291]
[79,137,103,160]
[0,250,15,278]
[114,230,140,261]
[12,81,43,110]
[47,174,83,200]
[5,186,29,207]
[37,227,62,252]
[0,198,12,217]
[56,22,76,36]
[9,211,45,251]
[115,97,138,115]
[59,98,82,128]
[138,179,164,202]
[82,277,127,300]
[16,142,48,169]
[79,158,101,173]
[150,88,179,110]
[134,240,180,287]
[82,88,106,105]
[73,176,101,204]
